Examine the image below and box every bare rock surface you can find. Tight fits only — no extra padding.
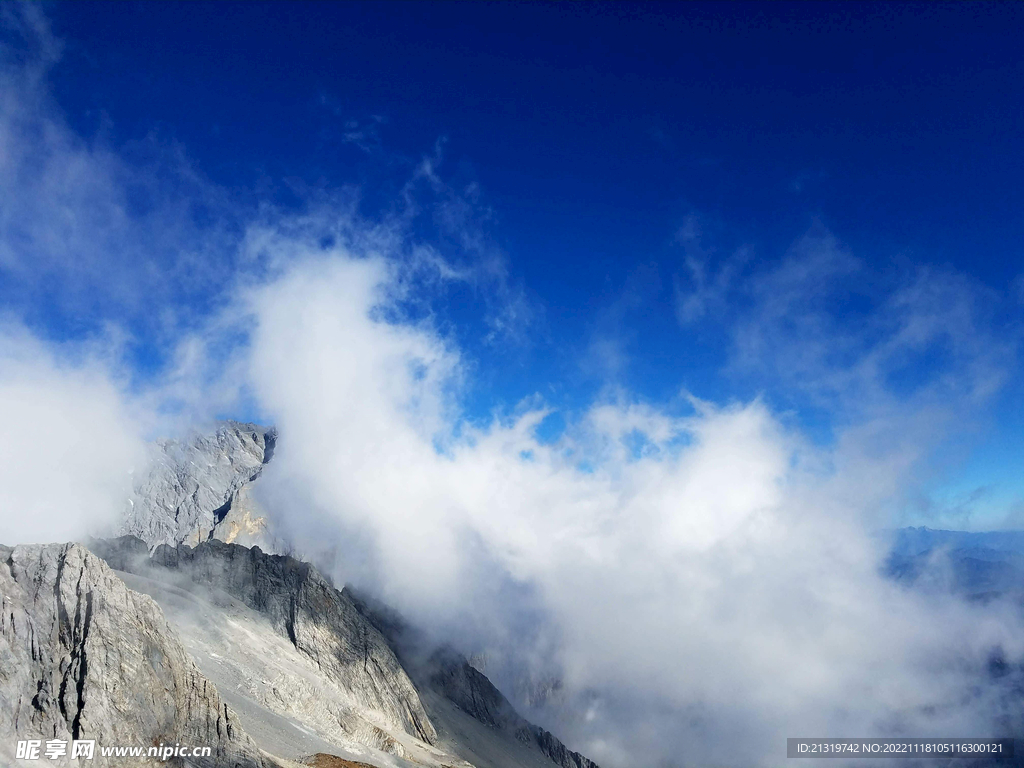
[111,566,443,768]
[121,422,278,551]
[0,542,270,767]
[88,536,600,768]
[88,537,441,763]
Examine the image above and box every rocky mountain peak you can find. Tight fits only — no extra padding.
[120,421,279,551]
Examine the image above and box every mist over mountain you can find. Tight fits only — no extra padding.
[885,527,1024,602]
[4,420,605,768]
[9,419,1024,767]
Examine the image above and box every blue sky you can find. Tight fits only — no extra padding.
[7,7,1024,760]
[2,1,1023,528]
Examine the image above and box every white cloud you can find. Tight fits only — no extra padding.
[0,324,147,545]
[237,236,1024,766]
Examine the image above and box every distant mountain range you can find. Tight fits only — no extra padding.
[885,526,1024,602]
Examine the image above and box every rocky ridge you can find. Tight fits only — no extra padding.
[88,534,600,768]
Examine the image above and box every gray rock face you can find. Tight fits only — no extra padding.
[0,542,269,767]
[347,594,600,768]
[428,650,598,768]
[121,422,277,550]
[90,537,438,749]
[430,648,521,729]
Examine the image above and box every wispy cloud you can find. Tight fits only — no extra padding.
[0,8,243,354]
[673,212,748,325]
[675,219,1018,426]
[583,261,661,380]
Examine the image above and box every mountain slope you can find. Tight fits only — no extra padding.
[89,536,599,768]
[0,542,271,768]
[90,537,438,757]
[421,651,598,768]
